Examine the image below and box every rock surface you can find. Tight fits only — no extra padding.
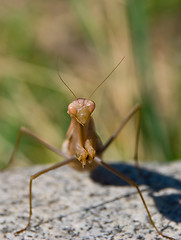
[0,160,181,240]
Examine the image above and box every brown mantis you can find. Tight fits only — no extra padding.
[7,57,174,239]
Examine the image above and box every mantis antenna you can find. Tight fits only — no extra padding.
[57,56,125,100]
[57,72,77,99]
[89,56,125,99]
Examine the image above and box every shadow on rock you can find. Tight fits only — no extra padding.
[90,162,181,223]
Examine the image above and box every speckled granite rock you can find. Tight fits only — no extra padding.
[0,160,181,240]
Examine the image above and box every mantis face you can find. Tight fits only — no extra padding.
[67,98,95,126]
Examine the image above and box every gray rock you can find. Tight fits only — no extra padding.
[0,160,181,240]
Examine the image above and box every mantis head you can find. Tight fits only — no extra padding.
[58,57,125,127]
[67,98,95,126]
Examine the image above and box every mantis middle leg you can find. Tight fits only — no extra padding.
[15,156,75,235]
[94,156,174,240]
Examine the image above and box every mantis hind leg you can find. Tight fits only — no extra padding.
[5,127,76,235]
[2,127,69,170]
[99,104,141,168]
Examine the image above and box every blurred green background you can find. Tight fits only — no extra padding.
[0,0,181,169]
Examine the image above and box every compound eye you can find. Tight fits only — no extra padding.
[68,103,77,115]
[86,100,95,113]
